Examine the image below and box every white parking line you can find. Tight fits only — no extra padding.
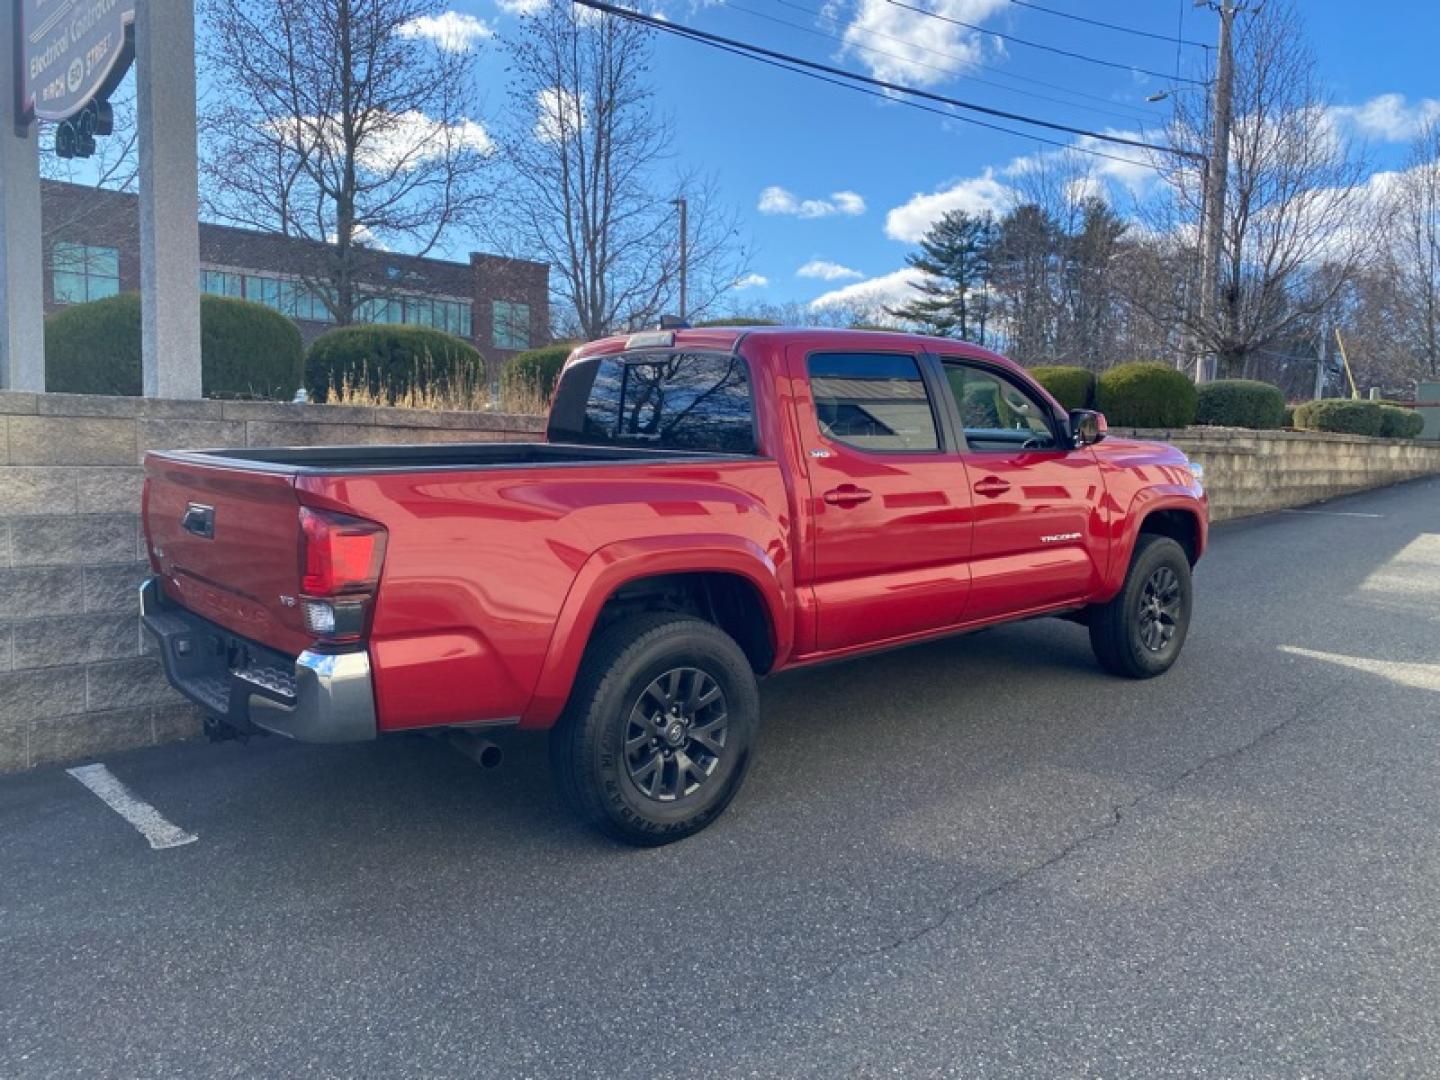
[1281,509,1383,519]
[66,764,199,850]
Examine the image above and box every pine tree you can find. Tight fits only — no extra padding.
[888,210,1000,343]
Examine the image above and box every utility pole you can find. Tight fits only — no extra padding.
[672,196,688,322]
[1193,0,1240,384]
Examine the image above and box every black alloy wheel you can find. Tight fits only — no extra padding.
[624,667,729,802]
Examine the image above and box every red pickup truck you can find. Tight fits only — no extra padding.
[141,327,1206,844]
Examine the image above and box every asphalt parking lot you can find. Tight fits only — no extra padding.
[3,478,1439,1078]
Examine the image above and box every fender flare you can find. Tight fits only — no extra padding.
[1101,487,1208,597]
[519,533,792,728]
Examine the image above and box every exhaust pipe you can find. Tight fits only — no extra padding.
[445,731,503,769]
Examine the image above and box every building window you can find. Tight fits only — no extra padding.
[493,300,530,350]
[229,271,334,323]
[354,294,472,337]
[201,269,244,298]
[51,243,120,304]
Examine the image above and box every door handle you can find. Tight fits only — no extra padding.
[823,484,873,507]
[973,476,1011,498]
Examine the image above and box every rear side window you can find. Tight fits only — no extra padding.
[808,352,940,452]
[548,352,755,453]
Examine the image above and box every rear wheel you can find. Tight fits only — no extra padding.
[1088,535,1192,679]
[550,613,759,846]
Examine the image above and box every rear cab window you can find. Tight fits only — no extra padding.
[549,352,756,453]
[807,352,941,452]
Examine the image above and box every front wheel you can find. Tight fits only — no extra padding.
[550,614,759,846]
[1088,535,1193,679]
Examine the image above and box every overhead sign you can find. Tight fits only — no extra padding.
[18,0,137,124]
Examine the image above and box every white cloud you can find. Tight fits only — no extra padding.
[396,11,493,51]
[838,0,1007,87]
[758,185,867,219]
[366,110,495,169]
[535,87,586,143]
[1328,94,1440,144]
[884,169,1013,242]
[810,266,927,311]
[276,110,495,172]
[734,272,770,289]
[797,259,863,281]
[497,0,548,13]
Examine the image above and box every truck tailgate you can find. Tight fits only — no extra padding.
[144,455,311,656]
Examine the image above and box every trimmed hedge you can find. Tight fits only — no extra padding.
[501,343,573,402]
[1028,365,1095,411]
[1194,378,1286,430]
[1095,362,1198,428]
[45,292,303,399]
[1378,404,1425,438]
[200,296,305,399]
[1292,399,1384,436]
[306,324,483,403]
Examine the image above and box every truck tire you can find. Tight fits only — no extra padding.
[1088,534,1193,679]
[551,613,760,846]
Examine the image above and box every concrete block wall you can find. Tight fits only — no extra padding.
[1124,426,1440,522]
[0,390,543,773]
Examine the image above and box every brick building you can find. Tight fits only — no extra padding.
[40,181,549,386]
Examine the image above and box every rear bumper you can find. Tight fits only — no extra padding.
[140,577,377,743]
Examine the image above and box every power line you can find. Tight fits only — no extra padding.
[721,0,1154,126]
[660,23,1159,173]
[885,0,1209,86]
[1006,0,1211,50]
[768,0,1157,124]
[572,0,1202,166]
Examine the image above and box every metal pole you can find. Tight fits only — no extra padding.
[1194,0,1238,385]
[136,0,203,398]
[672,196,688,321]
[1,10,45,391]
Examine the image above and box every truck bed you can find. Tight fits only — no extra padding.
[156,442,755,475]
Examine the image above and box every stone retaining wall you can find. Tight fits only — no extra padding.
[0,391,543,773]
[1123,426,1440,522]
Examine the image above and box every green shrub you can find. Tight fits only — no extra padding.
[1028,365,1095,411]
[1282,405,1295,428]
[1378,404,1425,438]
[1291,399,1385,436]
[1095,362,1198,428]
[1194,379,1286,430]
[306,324,484,404]
[45,292,303,399]
[199,295,304,399]
[501,343,573,403]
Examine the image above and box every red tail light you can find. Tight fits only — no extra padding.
[298,507,387,642]
[300,507,387,596]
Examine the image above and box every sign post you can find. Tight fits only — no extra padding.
[2,6,45,391]
[135,0,202,399]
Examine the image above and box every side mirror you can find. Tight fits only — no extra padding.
[1069,409,1108,448]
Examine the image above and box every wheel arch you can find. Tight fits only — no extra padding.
[520,535,792,729]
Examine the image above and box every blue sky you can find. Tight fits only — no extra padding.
[428,0,1437,314]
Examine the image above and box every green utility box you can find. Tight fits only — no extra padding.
[1419,383,1440,441]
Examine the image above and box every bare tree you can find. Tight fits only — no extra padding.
[201,0,492,323]
[1156,1,1373,378]
[1386,119,1440,382]
[500,3,747,339]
